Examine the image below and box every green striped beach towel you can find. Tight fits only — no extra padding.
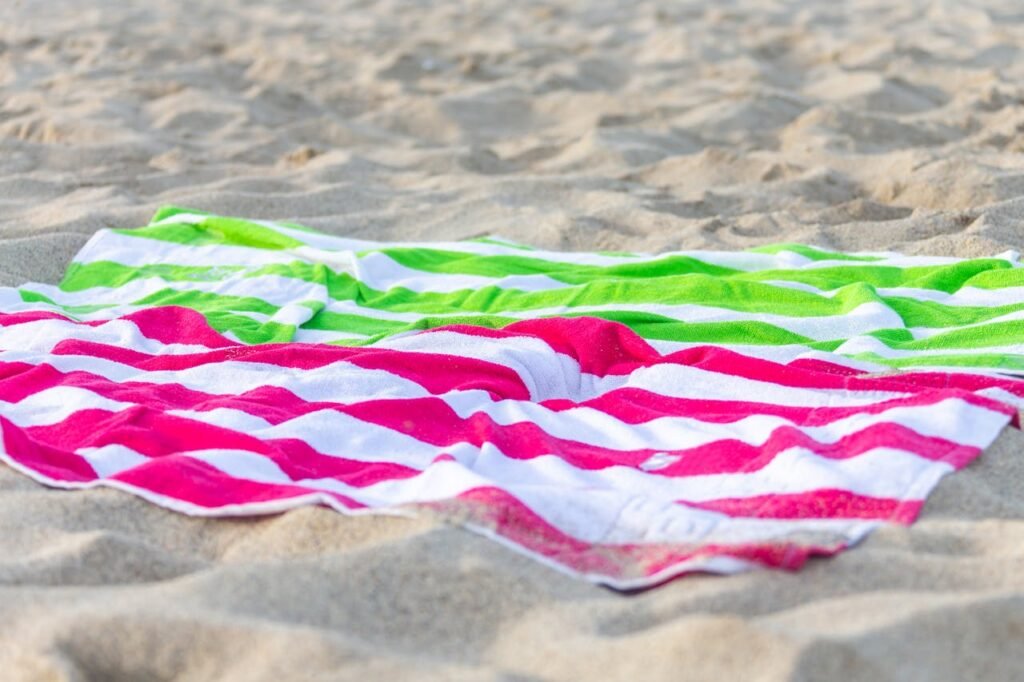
[21,206,1024,374]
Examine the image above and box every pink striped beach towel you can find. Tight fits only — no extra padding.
[1,209,1022,588]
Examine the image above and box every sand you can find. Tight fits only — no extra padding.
[2,0,1024,678]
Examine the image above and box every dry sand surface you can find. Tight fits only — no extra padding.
[2,0,1024,679]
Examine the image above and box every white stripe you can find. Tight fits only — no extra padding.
[74,232,308,269]
[627,362,908,406]
[76,444,148,478]
[22,274,326,309]
[878,286,1024,306]
[834,336,1024,359]
[352,251,570,293]
[0,296,151,323]
[0,386,134,426]
[163,392,1003,461]
[978,387,1024,410]
[0,350,432,403]
[765,278,1024,307]
[324,299,906,342]
[291,328,370,343]
[0,318,211,355]
[269,302,318,327]
[644,339,888,370]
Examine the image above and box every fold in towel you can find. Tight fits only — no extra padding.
[0,207,1021,588]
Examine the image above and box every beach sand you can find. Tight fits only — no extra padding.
[2,0,1024,678]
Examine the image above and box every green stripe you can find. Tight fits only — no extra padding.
[117,217,304,251]
[372,248,740,284]
[151,205,214,223]
[469,236,536,251]
[60,261,247,290]
[885,297,1024,328]
[850,352,1024,372]
[748,243,884,262]
[202,310,297,344]
[888,320,1024,351]
[741,260,1020,293]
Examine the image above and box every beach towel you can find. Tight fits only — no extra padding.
[0,207,1022,588]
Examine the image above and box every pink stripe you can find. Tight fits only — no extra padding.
[112,455,365,510]
[786,357,867,375]
[542,386,1016,425]
[684,489,926,523]
[0,310,104,327]
[51,339,531,400]
[788,358,1024,399]
[105,307,237,348]
[25,408,420,487]
[457,317,662,376]
[662,345,1024,396]
[874,369,1024,397]
[651,423,981,475]
[0,415,97,482]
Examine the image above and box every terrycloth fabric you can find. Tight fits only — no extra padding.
[0,208,1022,588]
